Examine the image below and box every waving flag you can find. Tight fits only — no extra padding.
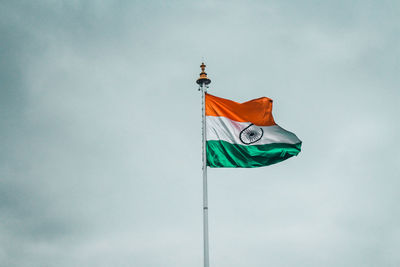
[206,93,302,168]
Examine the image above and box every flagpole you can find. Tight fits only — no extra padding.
[202,84,209,267]
[197,62,211,267]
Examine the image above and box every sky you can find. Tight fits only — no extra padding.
[1,0,399,266]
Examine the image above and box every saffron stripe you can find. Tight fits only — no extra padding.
[205,93,276,126]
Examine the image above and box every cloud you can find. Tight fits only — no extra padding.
[0,0,399,266]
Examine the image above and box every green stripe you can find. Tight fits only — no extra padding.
[206,140,302,168]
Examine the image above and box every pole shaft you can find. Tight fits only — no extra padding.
[201,84,210,267]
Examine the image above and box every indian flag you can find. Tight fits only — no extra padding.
[206,93,302,168]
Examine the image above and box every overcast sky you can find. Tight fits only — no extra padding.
[1,1,399,266]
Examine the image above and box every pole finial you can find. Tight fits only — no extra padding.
[196,62,211,86]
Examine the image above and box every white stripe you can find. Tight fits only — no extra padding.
[206,116,301,145]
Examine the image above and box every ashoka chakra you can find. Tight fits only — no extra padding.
[239,124,264,144]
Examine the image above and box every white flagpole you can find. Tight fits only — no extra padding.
[197,62,211,267]
[201,83,209,267]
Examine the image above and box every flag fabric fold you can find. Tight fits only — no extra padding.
[205,93,302,168]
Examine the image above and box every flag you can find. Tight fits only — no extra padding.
[206,93,302,168]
